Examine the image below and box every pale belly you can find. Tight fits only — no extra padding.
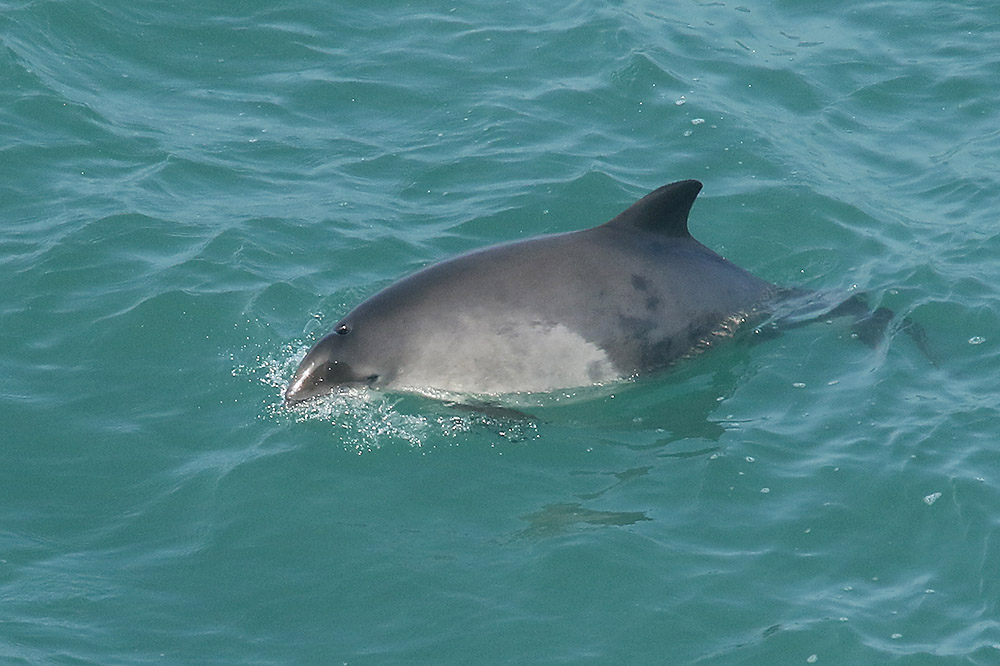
[390,316,621,395]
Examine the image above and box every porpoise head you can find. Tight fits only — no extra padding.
[284,319,390,405]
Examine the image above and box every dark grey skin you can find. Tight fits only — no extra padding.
[285,180,783,405]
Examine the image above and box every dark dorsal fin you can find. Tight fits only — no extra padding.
[603,179,703,237]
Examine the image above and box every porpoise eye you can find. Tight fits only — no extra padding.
[335,323,351,335]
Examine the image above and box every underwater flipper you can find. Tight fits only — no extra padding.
[849,304,894,348]
[444,400,536,421]
[827,293,937,367]
[899,315,938,368]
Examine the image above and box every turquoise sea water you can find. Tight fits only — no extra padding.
[3,1,1000,663]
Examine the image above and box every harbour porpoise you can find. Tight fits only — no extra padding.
[285,180,787,405]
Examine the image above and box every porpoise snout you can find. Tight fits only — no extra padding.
[284,352,374,406]
[284,357,330,406]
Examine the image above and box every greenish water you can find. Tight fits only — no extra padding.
[3,1,1000,664]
